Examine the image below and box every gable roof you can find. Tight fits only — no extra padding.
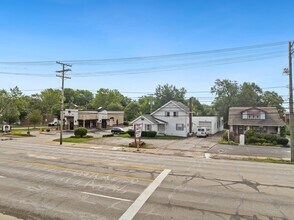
[151,100,190,115]
[228,107,284,126]
[131,114,167,125]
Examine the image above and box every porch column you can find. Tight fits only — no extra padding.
[277,126,281,135]
[83,120,85,128]
[229,125,233,132]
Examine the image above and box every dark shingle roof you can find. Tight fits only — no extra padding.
[228,107,284,126]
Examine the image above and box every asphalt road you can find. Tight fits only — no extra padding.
[0,140,293,219]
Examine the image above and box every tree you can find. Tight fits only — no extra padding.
[40,89,61,115]
[211,79,239,126]
[27,109,42,128]
[154,84,186,109]
[261,91,285,116]
[189,97,205,116]
[138,95,154,114]
[91,88,129,110]
[237,82,262,107]
[124,102,142,121]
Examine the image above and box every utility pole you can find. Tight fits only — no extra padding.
[189,97,193,135]
[284,41,294,162]
[56,61,71,145]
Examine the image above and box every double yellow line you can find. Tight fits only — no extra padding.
[0,156,163,182]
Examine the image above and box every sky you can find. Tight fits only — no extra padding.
[0,0,294,105]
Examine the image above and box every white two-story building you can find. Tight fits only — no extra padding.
[131,100,191,137]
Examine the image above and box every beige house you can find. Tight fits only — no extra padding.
[63,109,124,130]
[228,107,284,136]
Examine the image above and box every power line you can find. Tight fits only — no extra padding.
[0,41,288,65]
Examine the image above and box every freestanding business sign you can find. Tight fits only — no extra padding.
[134,124,142,151]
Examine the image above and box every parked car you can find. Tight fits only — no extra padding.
[196,127,208,137]
[48,121,58,126]
[111,127,124,134]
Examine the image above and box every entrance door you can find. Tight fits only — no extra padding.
[70,121,74,130]
[102,119,107,128]
[158,124,165,134]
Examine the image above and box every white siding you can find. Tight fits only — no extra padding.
[152,102,189,137]
[192,116,224,134]
[132,117,157,132]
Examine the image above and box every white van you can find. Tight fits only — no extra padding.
[196,127,208,137]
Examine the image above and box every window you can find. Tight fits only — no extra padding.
[165,112,170,117]
[176,124,184,131]
[145,124,151,131]
[173,111,178,117]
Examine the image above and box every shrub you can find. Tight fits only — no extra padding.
[123,121,129,126]
[141,131,157,137]
[261,134,278,143]
[126,129,157,137]
[245,129,255,138]
[102,134,114,137]
[276,137,289,146]
[74,127,88,138]
[127,129,135,137]
[246,136,266,144]
[280,126,287,138]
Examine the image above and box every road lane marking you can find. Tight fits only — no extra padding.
[0,147,164,171]
[81,191,133,202]
[0,175,6,178]
[119,169,171,220]
[0,158,153,182]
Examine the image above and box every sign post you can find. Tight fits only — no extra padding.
[135,124,142,151]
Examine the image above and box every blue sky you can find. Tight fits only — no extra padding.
[0,0,293,104]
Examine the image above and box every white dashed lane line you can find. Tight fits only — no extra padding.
[0,175,6,178]
[81,192,133,203]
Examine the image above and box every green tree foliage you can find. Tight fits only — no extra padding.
[91,88,130,110]
[138,95,154,114]
[40,89,61,115]
[211,79,239,125]
[1,87,27,124]
[238,82,262,106]
[261,91,285,116]
[64,89,94,109]
[27,109,42,128]
[124,102,142,121]
[154,84,186,109]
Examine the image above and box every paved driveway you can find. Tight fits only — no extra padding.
[88,134,220,153]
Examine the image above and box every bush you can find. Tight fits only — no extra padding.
[276,137,289,146]
[123,121,129,126]
[127,129,135,137]
[127,129,157,137]
[280,126,287,138]
[245,129,256,138]
[74,127,88,138]
[261,134,278,143]
[142,131,157,137]
[246,136,266,144]
[102,134,114,137]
